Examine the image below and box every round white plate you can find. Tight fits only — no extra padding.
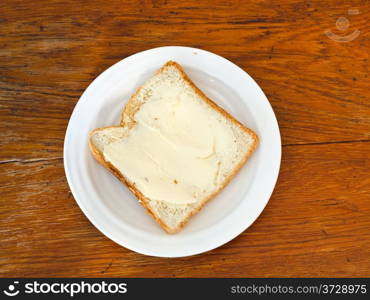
[64,46,281,257]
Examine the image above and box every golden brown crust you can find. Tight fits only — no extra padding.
[91,61,258,234]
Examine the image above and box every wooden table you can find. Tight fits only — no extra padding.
[1,0,369,277]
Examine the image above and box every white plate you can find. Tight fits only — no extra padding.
[64,46,281,257]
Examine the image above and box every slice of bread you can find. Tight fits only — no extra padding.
[89,61,258,233]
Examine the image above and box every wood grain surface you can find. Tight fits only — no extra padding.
[0,0,369,277]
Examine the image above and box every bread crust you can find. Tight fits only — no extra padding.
[90,61,258,234]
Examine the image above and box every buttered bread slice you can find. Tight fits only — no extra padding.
[89,61,258,233]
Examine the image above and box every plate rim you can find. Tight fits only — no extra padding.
[64,46,281,257]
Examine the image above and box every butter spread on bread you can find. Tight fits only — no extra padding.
[89,61,258,233]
